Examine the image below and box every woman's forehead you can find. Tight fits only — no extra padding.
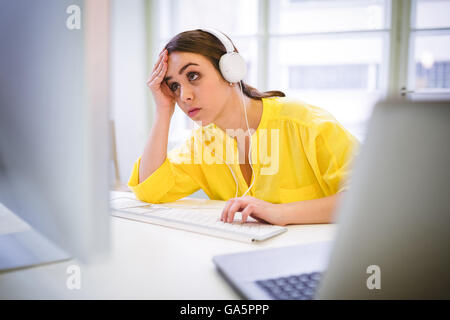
[166,51,214,81]
[168,51,210,69]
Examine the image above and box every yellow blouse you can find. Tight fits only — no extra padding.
[128,96,360,204]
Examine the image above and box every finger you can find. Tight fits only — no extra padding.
[147,59,166,87]
[152,49,167,74]
[221,198,235,222]
[241,204,254,224]
[225,197,253,223]
[157,59,167,79]
[227,200,244,223]
[224,199,241,223]
[153,58,165,77]
[150,54,164,75]
[149,50,166,80]
[160,80,175,99]
[147,62,162,85]
[221,203,228,222]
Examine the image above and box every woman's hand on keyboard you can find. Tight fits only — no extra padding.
[220,196,286,226]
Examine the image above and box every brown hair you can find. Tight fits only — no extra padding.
[164,29,285,100]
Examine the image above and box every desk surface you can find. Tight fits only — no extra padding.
[0,192,337,299]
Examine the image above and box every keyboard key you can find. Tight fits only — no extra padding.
[268,287,283,295]
[289,291,302,299]
[256,280,270,288]
[309,272,322,281]
[254,271,322,300]
[299,274,309,282]
[305,280,318,289]
[302,287,315,297]
[290,291,311,300]
[294,282,306,291]
[287,275,300,284]
[239,226,250,233]
[282,284,294,292]
[276,293,291,299]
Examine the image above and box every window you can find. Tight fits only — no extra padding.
[289,64,379,90]
[415,60,450,89]
[408,0,450,97]
[268,0,390,141]
[152,0,448,146]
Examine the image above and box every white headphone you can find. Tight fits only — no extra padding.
[199,28,255,198]
[200,28,247,84]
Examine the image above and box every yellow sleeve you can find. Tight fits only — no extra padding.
[311,121,360,195]
[127,137,203,204]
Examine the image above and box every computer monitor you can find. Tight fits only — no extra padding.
[0,0,110,269]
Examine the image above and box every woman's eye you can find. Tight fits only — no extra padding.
[188,72,199,81]
[170,83,179,91]
[170,72,199,92]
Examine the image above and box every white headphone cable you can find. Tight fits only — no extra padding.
[238,81,255,197]
[226,162,239,198]
[224,81,255,199]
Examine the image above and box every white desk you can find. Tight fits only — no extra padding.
[0,192,336,299]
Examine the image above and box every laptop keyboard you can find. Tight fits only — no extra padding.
[255,271,322,300]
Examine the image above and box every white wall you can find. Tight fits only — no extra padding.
[111,0,149,187]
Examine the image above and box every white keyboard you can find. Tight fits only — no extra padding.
[110,196,287,243]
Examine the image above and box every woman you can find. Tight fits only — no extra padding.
[127,29,359,226]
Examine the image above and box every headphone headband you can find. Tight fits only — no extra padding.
[200,28,235,53]
[195,27,247,84]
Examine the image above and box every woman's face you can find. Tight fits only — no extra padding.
[164,51,233,126]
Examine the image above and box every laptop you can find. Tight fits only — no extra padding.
[213,99,450,299]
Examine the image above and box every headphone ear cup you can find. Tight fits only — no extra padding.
[219,52,247,83]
